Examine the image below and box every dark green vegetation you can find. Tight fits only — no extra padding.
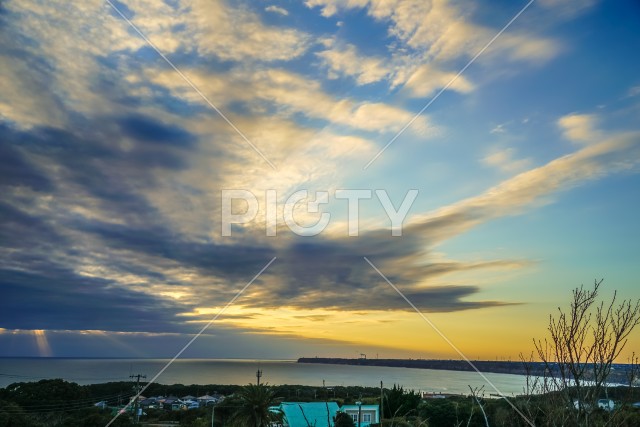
[0,380,384,426]
[3,379,640,426]
[333,411,355,427]
[225,383,274,427]
[0,379,133,427]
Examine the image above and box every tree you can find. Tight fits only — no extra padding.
[228,383,275,427]
[533,279,640,426]
[468,386,489,427]
[383,385,420,419]
[334,411,356,427]
[419,399,468,427]
[230,384,274,426]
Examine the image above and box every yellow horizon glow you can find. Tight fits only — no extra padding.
[182,303,640,361]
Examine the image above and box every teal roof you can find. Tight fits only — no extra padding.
[279,402,340,427]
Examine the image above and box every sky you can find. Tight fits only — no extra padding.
[1,0,640,362]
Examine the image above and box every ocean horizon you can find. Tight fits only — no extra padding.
[0,357,529,396]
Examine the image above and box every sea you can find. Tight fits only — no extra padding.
[0,358,529,396]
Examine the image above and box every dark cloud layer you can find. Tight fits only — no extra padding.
[0,141,53,192]
[1,111,518,332]
[0,115,206,333]
[0,265,187,333]
[0,108,516,332]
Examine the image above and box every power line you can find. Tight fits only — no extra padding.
[0,393,137,414]
[4,391,136,410]
[130,373,147,424]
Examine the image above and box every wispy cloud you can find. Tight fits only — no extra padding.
[265,5,289,16]
[558,113,602,144]
[482,148,532,174]
[402,64,475,97]
[410,129,640,246]
[317,42,392,85]
[189,0,308,62]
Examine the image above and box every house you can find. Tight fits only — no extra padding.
[275,402,340,427]
[139,397,159,409]
[161,397,183,411]
[340,404,380,426]
[184,400,200,409]
[597,399,614,411]
[198,394,222,406]
[422,392,456,399]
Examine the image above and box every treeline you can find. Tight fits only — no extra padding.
[3,379,640,426]
[370,386,640,427]
[0,378,383,427]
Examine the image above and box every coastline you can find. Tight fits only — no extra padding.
[297,357,637,385]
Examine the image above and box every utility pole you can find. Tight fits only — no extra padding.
[256,368,262,385]
[380,381,384,423]
[130,373,147,424]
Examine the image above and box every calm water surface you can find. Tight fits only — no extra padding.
[0,358,528,396]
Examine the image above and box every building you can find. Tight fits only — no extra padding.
[274,402,340,427]
[340,404,380,426]
[197,394,222,406]
[169,397,183,411]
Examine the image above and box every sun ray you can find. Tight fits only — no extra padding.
[32,330,52,357]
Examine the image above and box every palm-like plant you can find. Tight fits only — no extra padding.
[229,383,276,427]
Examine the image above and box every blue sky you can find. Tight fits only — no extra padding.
[1,0,639,360]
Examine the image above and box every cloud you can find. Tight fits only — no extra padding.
[491,124,507,134]
[0,52,66,128]
[0,326,405,359]
[1,0,637,358]
[251,68,429,133]
[482,148,532,174]
[0,0,149,123]
[247,238,526,312]
[188,0,309,62]
[402,64,474,97]
[0,114,514,336]
[409,130,640,245]
[628,85,640,98]
[265,5,289,16]
[316,43,392,85]
[147,66,431,134]
[538,0,598,18]
[0,265,188,333]
[0,0,310,135]
[2,106,638,337]
[558,113,601,143]
[307,0,561,65]
[0,139,53,192]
